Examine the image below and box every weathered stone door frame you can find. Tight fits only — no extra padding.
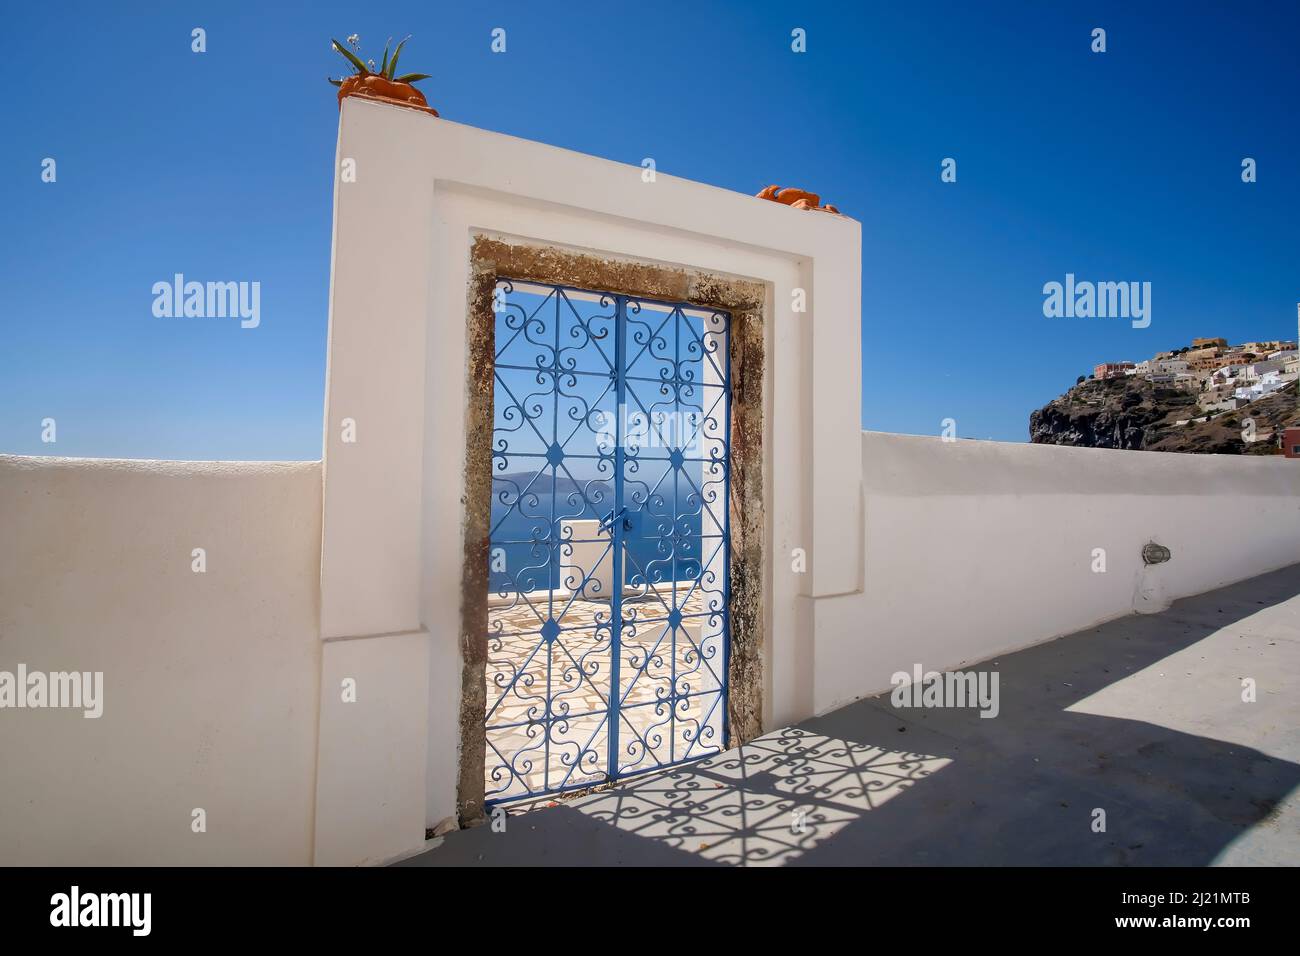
[456,236,766,825]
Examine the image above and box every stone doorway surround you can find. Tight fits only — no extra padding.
[457,238,767,824]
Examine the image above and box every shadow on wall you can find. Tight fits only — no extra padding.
[401,564,1300,866]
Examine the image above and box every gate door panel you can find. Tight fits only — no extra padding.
[485,279,731,805]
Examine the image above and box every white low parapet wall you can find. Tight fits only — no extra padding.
[0,455,323,865]
[811,432,1300,713]
[3,439,1297,864]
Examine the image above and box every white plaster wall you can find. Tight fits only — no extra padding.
[314,631,429,866]
[811,433,1300,713]
[318,97,862,860]
[0,455,322,865]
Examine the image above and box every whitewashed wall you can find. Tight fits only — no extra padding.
[2,438,1297,865]
[0,456,322,865]
[811,433,1300,713]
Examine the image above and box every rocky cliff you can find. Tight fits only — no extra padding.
[1029,376,1296,454]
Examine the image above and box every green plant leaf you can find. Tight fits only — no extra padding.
[387,35,411,79]
[394,72,431,84]
[380,38,391,76]
[331,38,368,74]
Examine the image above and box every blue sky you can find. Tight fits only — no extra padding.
[3,0,1297,458]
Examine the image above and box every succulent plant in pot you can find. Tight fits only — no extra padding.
[329,34,436,115]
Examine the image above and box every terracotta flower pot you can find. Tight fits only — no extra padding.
[758,185,820,207]
[338,73,439,116]
[755,184,843,216]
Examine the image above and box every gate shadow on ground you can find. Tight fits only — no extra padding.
[400,565,1300,866]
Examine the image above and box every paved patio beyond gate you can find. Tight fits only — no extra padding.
[485,585,723,803]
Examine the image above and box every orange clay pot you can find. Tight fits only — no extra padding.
[338,73,439,116]
[755,184,843,216]
[756,185,820,207]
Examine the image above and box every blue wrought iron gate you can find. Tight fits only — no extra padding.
[485,278,732,805]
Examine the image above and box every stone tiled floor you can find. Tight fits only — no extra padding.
[485,583,726,802]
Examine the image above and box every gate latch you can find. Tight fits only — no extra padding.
[599,507,641,536]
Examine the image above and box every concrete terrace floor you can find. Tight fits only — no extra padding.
[399,564,1300,867]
